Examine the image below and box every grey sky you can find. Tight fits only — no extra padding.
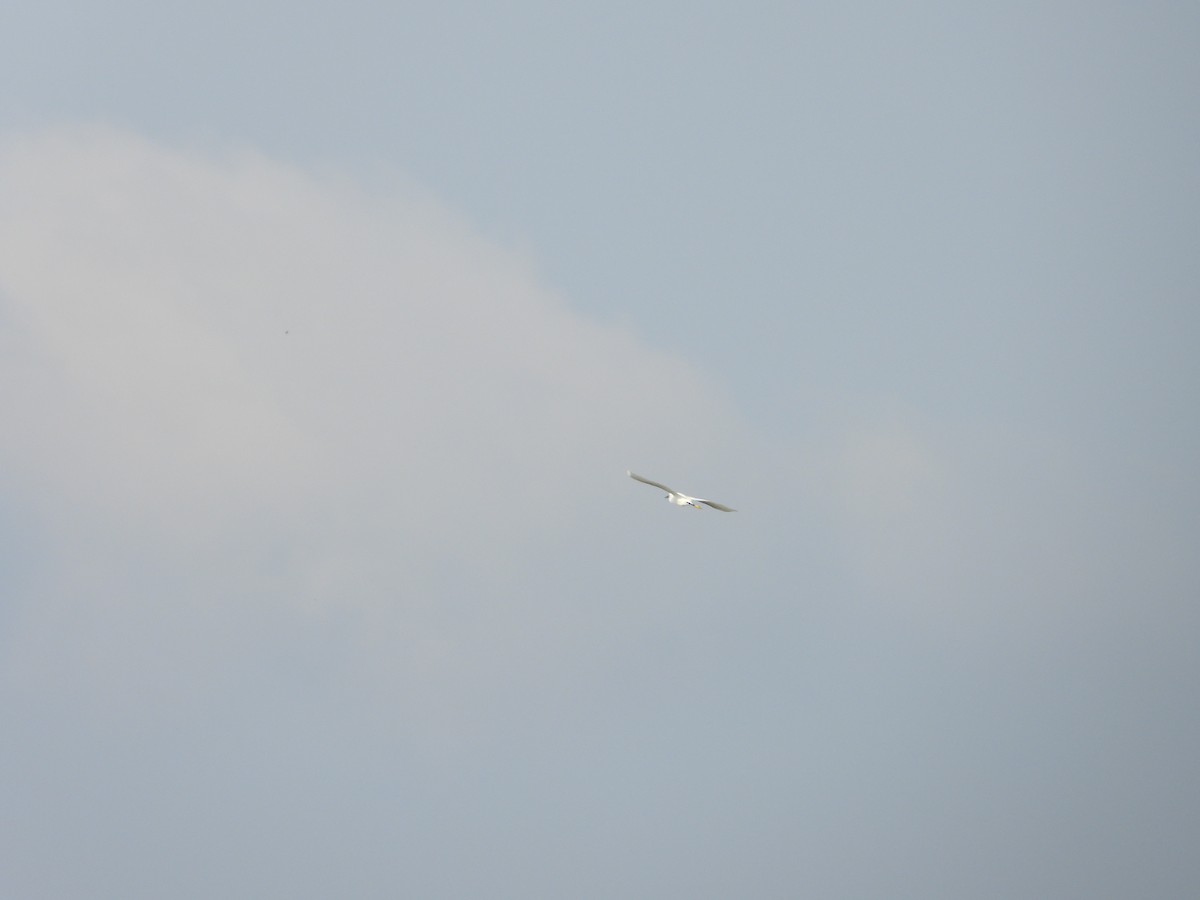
[2,3,1198,898]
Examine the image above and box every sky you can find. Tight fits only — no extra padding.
[1,2,1198,897]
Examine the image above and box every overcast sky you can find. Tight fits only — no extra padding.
[1,3,1198,898]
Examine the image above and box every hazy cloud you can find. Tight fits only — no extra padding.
[0,127,747,722]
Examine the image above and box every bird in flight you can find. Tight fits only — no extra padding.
[627,470,736,511]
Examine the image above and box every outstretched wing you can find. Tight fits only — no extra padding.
[698,499,736,512]
[627,470,675,493]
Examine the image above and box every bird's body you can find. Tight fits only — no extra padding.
[626,470,736,512]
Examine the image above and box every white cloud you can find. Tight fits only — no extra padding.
[0,126,740,717]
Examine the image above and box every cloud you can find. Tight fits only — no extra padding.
[790,395,1198,645]
[0,126,742,721]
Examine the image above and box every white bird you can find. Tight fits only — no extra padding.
[627,470,736,511]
